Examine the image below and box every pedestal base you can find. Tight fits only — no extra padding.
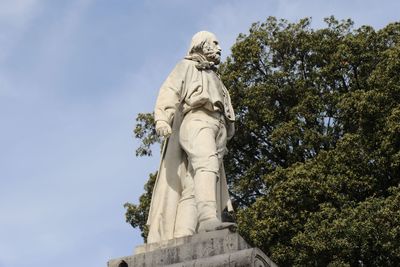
[108,229,277,267]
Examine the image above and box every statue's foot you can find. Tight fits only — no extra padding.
[198,218,237,233]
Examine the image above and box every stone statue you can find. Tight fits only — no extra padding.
[146,31,236,243]
[108,31,277,267]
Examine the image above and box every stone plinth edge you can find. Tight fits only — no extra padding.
[108,229,277,267]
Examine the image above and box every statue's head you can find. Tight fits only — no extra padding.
[188,31,222,65]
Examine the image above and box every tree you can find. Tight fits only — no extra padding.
[125,17,400,266]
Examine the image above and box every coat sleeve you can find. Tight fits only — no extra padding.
[154,60,190,125]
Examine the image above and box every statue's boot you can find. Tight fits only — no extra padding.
[174,172,197,238]
[197,201,236,232]
[174,196,197,238]
[194,171,237,232]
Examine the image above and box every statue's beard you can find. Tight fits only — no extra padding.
[203,47,221,65]
[206,51,221,65]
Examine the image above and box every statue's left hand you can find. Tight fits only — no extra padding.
[156,121,172,137]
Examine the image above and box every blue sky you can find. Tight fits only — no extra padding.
[0,0,399,266]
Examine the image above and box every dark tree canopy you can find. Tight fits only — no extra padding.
[125,17,400,266]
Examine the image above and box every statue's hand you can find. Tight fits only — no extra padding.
[156,121,172,137]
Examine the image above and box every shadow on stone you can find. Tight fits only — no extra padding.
[117,260,128,267]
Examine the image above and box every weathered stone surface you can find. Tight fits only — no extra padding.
[147,31,236,244]
[108,229,277,267]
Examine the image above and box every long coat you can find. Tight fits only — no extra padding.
[146,58,234,243]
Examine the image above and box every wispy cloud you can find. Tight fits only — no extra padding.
[0,0,41,62]
[0,0,38,18]
[0,0,95,100]
[0,0,42,97]
[34,0,94,83]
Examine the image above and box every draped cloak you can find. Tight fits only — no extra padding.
[146,58,234,244]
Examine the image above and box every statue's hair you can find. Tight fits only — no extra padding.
[188,31,216,55]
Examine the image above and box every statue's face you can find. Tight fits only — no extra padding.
[202,34,222,64]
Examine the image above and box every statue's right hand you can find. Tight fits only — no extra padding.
[156,121,172,137]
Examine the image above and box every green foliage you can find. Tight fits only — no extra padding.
[126,16,400,266]
[226,17,400,266]
[133,113,160,157]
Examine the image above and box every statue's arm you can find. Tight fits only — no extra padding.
[154,60,188,136]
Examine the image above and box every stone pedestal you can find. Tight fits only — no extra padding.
[108,229,277,267]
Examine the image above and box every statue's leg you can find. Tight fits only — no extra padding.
[180,111,235,232]
[173,164,197,238]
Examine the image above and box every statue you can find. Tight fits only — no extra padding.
[146,31,236,243]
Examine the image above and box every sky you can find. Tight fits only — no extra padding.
[0,0,399,266]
